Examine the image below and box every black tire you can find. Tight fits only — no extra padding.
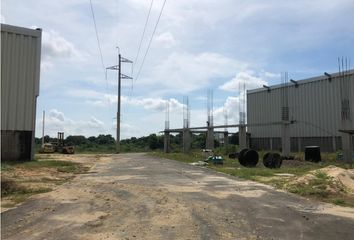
[263,152,282,169]
[273,153,282,168]
[239,149,258,167]
[238,148,249,161]
[263,152,274,168]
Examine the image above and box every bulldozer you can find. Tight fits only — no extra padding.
[39,132,75,154]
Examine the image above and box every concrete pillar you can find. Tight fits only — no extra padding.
[223,131,229,146]
[332,136,337,152]
[281,124,290,157]
[183,129,191,153]
[270,138,273,151]
[164,131,170,153]
[297,137,302,152]
[239,125,247,150]
[206,128,214,150]
[341,133,353,165]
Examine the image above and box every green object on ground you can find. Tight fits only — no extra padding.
[209,156,224,165]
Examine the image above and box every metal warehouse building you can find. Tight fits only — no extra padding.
[247,70,354,152]
[1,24,42,161]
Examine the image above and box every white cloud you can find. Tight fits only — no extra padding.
[154,32,176,48]
[219,71,268,92]
[124,97,184,112]
[141,51,247,93]
[39,29,84,72]
[0,14,5,23]
[38,109,106,137]
[67,88,184,112]
[67,89,102,99]
[49,109,65,122]
[90,116,104,126]
[42,30,79,59]
[120,122,142,139]
[263,71,280,79]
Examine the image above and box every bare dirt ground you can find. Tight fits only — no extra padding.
[2,153,354,240]
[1,154,99,211]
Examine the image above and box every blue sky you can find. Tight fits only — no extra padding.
[2,0,354,138]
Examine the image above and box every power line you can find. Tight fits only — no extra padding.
[89,0,105,74]
[134,0,167,83]
[129,0,154,96]
[89,0,111,116]
[133,0,154,70]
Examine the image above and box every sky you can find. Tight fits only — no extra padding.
[2,0,354,139]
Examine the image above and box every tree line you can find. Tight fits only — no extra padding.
[35,133,240,153]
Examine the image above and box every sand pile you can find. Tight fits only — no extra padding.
[289,165,354,193]
[316,165,354,192]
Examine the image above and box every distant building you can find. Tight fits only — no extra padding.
[1,24,42,161]
[247,70,354,152]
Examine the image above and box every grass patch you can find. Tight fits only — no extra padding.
[1,158,90,209]
[2,177,53,208]
[151,150,354,207]
[150,151,204,164]
[2,159,88,174]
[1,163,14,171]
[287,170,347,198]
[287,171,334,198]
[1,178,52,198]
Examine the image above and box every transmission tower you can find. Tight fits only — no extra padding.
[106,48,133,153]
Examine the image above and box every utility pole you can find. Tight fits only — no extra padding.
[42,110,45,146]
[106,48,133,153]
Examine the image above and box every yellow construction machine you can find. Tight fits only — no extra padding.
[39,132,75,154]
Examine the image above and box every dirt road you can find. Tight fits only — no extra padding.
[2,153,354,240]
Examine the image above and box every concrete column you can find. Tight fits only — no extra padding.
[206,128,214,150]
[239,125,247,150]
[297,137,302,152]
[183,129,191,153]
[341,133,353,165]
[223,131,229,146]
[270,138,273,151]
[332,136,337,152]
[164,131,170,153]
[281,124,290,157]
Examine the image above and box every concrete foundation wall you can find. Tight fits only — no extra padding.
[1,130,33,161]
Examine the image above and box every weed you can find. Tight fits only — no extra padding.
[1,178,51,198]
[152,150,354,207]
[333,199,345,206]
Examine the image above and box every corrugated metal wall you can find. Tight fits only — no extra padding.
[1,24,42,131]
[1,24,42,161]
[247,71,354,151]
[247,71,354,138]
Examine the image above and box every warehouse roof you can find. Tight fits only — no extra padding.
[1,23,41,37]
[248,69,354,94]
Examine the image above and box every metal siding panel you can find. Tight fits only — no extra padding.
[18,34,27,130]
[1,32,9,129]
[23,36,32,130]
[330,79,337,135]
[1,25,41,131]
[350,75,354,128]
[247,73,353,140]
[312,81,318,136]
[29,37,37,130]
[10,33,21,130]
